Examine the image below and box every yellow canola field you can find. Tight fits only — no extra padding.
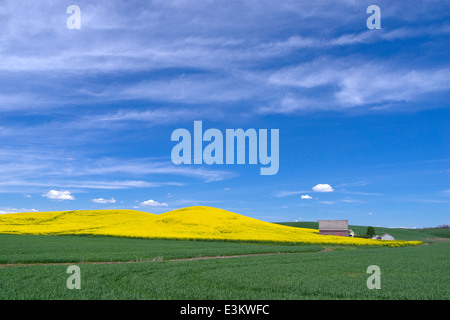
[0,206,422,246]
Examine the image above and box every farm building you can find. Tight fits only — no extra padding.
[372,233,395,240]
[318,220,349,237]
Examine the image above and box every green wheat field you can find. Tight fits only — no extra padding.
[0,223,448,300]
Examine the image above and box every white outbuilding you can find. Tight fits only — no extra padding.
[372,233,395,240]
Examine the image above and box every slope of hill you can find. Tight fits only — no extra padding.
[0,207,421,246]
[416,227,450,239]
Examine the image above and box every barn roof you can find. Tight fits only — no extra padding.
[318,220,348,231]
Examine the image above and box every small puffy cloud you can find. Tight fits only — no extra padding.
[23,194,32,198]
[140,199,168,207]
[42,190,75,200]
[301,195,312,199]
[312,184,334,192]
[92,197,116,204]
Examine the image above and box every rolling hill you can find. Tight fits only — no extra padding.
[0,206,421,246]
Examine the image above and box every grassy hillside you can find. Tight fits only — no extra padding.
[276,221,444,241]
[416,227,450,238]
[0,207,421,246]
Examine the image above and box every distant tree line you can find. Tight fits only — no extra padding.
[422,224,449,229]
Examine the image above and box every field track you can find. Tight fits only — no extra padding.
[0,251,321,268]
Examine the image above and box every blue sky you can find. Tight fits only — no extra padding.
[0,0,449,228]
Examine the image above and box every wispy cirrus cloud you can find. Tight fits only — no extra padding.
[274,190,307,198]
[1,0,448,118]
[262,58,450,113]
[0,147,236,194]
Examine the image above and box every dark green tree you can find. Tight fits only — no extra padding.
[366,226,376,237]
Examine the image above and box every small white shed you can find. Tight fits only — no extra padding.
[380,233,395,240]
[372,233,395,240]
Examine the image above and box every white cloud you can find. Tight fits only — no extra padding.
[0,179,183,191]
[0,208,38,214]
[92,197,117,204]
[301,195,312,199]
[81,160,235,183]
[140,199,168,207]
[118,75,258,104]
[340,199,364,203]
[86,108,203,125]
[312,184,334,192]
[275,190,304,197]
[42,190,75,200]
[0,149,234,193]
[265,58,450,113]
[0,0,447,120]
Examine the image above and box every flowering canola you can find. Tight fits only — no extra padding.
[0,206,422,246]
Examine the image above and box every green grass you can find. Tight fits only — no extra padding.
[278,221,320,230]
[0,234,322,264]
[416,227,450,238]
[1,241,448,300]
[276,222,445,241]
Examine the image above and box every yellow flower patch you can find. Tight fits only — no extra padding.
[0,206,422,247]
